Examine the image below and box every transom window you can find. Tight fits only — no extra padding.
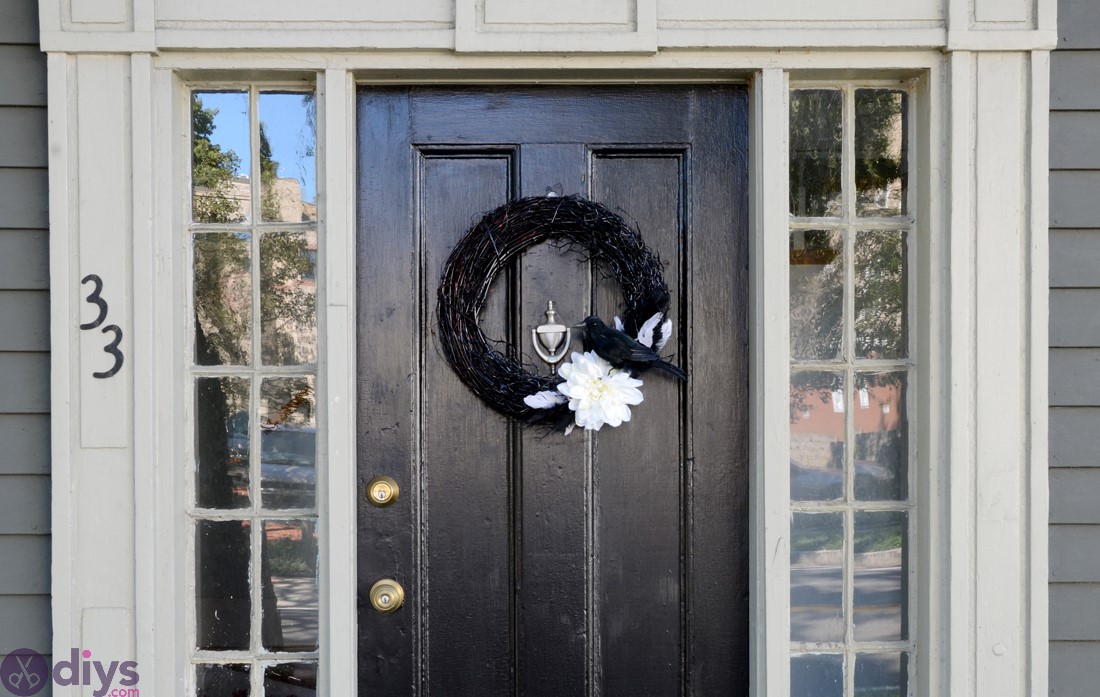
[188,85,320,696]
[788,82,915,697]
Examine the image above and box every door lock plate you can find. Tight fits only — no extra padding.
[366,475,400,507]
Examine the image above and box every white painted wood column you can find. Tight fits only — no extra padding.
[943,46,1050,697]
[48,50,140,672]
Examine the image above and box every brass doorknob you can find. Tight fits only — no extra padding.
[366,476,399,507]
[370,579,405,614]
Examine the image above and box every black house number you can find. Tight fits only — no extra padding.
[80,274,124,379]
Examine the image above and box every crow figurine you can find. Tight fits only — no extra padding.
[577,316,687,381]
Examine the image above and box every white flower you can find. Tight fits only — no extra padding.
[556,351,644,431]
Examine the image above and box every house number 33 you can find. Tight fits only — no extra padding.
[79,274,124,379]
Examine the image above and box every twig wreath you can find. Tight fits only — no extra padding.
[436,194,685,434]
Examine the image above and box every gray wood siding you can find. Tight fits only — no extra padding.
[0,0,51,669]
[1051,2,1100,691]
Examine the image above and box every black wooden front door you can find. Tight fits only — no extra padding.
[356,86,749,696]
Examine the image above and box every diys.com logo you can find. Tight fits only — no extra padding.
[1,648,138,697]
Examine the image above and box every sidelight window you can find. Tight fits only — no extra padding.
[188,85,320,696]
[788,83,914,697]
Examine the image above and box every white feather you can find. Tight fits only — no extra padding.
[636,312,663,348]
[655,319,673,351]
[523,390,567,409]
[613,316,624,332]
[564,423,575,436]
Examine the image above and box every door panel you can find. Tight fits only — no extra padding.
[357,86,749,696]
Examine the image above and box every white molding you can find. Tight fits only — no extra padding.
[454,0,657,53]
[748,66,790,697]
[130,49,157,696]
[660,27,947,49]
[47,49,75,667]
[946,30,1058,51]
[911,58,947,697]
[40,30,157,53]
[946,49,976,697]
[153,49,944,72]
[1026,48,1050,697]
[318,66,358,695]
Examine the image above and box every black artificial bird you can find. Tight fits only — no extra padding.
[576,316,687,381]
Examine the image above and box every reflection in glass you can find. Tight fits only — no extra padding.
[791,653,844,697]
[856,89,908,217]
[791,512,844,642]
[196,663,251,696]
[259,92,317,223]
[855,653,908,696]
[192,91,250,224]
[195,377,250,509]
[260,377,316,510]
[855,231,907,360]
[790,89,843,217]
[262,521,319,652]
[791,371,845,501]
[854,511,907,641]
[194,233,252,366]
[261,231,318,365]
[196,520,252,650]
[791,230,843,361]
[854,371,907,501]
[265,663,317,696]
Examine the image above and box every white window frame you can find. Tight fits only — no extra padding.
[42,47,1043,697]
[784,77,920,692]
[183,80,324,694]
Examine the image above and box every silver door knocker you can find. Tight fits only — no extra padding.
[532,301,572,368]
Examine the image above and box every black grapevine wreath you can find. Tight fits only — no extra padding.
[436,194,686,435]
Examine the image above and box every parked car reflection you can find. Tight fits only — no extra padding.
[227,419,316,509]
[791,460,898,501]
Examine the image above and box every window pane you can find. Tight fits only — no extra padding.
[855,230,907,360]
[854,371,907,501]
[790,89,843,217]
[854,511,907,642]
[196,663,251,696]
[791,229,843,361]
[195,377,250,509]
[791,371,846,501]
[196,520,252,650]
[791,512,845,642]
[855,89,907,217]
[259,92,317,223]
[262,520,319,652]
[791,653,844,697]
[260,231,318,365]
[194,232,252,366]
[192,91,250,224]
[855,653,908,697]
[265,662,317,696]
[260,377,316,509]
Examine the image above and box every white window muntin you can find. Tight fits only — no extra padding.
[787,79,919,697]
[184,80,323,697]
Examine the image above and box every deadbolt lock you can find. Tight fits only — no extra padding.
[366,476,400,507]
[369,579,405,614]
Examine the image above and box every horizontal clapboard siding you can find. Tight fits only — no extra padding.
[1051,230,1100,288]
[0,0,52,675]
[1050,1,1100,692]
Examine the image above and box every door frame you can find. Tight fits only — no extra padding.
[45,46,1047,697]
